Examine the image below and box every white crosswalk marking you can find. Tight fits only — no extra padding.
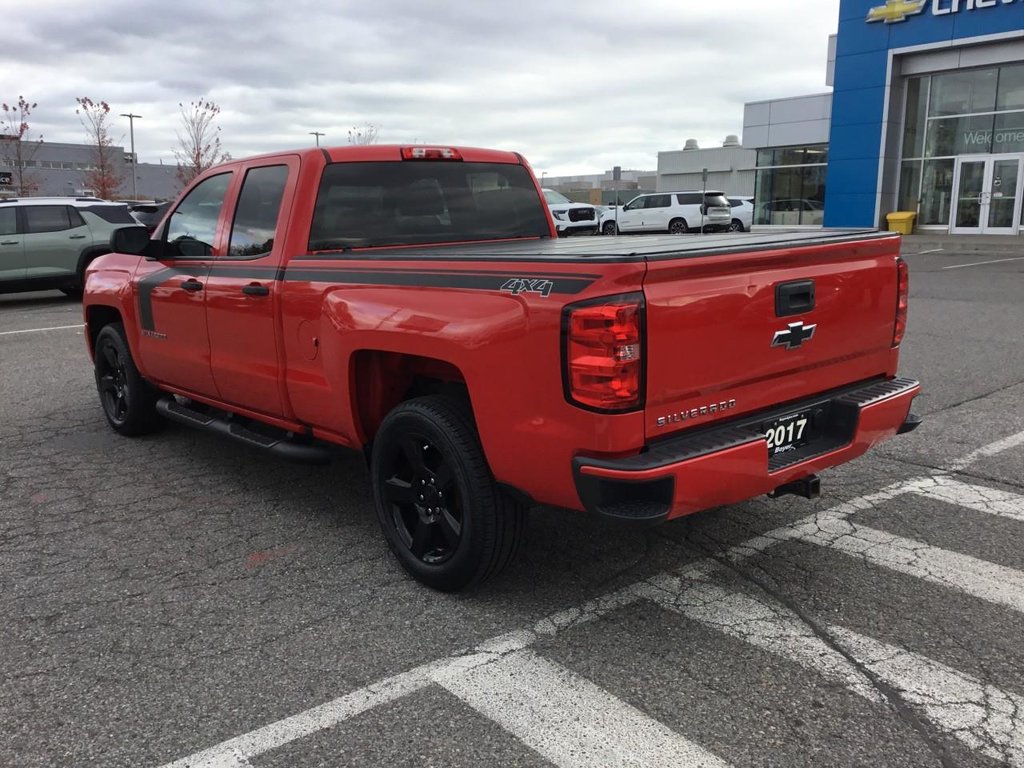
[783,511,1024,613]
[434,648,733,768]
[830,627,1024,767]
[642,574,1024,766]
[910,476,1024,522]
[637,574,884,703]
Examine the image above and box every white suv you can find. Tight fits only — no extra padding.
[542,189,598,236]
[609,191,732,234]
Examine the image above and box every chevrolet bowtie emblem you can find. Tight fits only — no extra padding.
[867,0,927,23]
[772,321,817,350]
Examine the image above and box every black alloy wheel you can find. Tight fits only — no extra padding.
[602,221,618,235]
[371,396,526,591]
[729,219,745,232]
[93,323,162,436]
[668,218,689,234]
[381,433,463,566]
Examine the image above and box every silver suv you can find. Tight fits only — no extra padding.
[0,197,137,296]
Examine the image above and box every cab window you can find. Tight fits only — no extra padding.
[228,165,288,259]
[165,173,232,257]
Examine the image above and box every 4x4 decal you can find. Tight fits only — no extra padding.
[499,278,555,298]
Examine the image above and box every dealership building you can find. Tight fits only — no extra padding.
[742,0,1024,234]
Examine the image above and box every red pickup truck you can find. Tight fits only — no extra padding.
[84,145,920,591]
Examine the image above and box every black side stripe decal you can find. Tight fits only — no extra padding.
[137,264,598,333]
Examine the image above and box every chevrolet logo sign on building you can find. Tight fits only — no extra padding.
[867,0,927,22]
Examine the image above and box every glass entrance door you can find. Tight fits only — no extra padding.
[951,155,1023,235]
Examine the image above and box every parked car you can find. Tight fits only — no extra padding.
[756,198,825,226]
[129,201,172,234]
[727,196,754,232]
[598,205,622,235]
[0,197,138,296]
[542,189,598,236]
[611,191,732,234]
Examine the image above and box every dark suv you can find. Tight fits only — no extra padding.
[0,197,137,296]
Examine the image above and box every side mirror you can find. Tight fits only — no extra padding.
[110,225,151,255]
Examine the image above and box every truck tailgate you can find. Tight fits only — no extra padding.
[642,233,902,440]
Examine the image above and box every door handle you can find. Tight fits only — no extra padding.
[69,234,87,240]
[180,278,204,292]
[0,240,18,245]
[241,283,270,297]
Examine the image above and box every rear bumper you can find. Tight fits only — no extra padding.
[573,377,921,523]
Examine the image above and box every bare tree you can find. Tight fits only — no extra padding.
[174,100,230,188]
[1,96,43,195]
[347,123,380,145]
[76,96,122,199]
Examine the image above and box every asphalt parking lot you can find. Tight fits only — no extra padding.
[1,239,1023,768]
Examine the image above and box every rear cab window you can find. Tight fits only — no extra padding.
[308,161,549,251]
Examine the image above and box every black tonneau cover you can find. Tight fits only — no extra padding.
[298,229,895,263]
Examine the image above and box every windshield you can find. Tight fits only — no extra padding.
[309,162,550,250]
[543,189,571,205]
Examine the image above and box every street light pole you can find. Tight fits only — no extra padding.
[310,131,325,147]
[120,113,142,200]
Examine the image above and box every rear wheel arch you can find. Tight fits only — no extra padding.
[350,349,471,446]
[668,218,689,234]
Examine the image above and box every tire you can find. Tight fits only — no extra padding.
[602,221,618,236]
[668,218,689,235]
[729,219,745,232]
[370,395,526,592]
[93,323,162,436]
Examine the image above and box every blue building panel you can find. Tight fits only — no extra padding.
[827,121,889,162]
[829,86,889,127]
[826,0,1024,228]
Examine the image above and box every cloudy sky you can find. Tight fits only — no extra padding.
[5,0,840,176]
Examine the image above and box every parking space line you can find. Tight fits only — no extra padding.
[0,323,84,337]
[910,476,1024,522]
[156,429,1024,768]
[947,429,1024,472]
[785,512,1024,613]
[942,256,1024,270]
[435,648,734,768]
[158,662,445,768]
[642,573,1024,765]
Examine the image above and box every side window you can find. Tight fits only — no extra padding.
[0,208,16,236]
[228,165,288,259]
[24,205,72,233]
[68,208,86,228]
[676,193,701,206]
[165,173,232,257]
[624,197,645,211]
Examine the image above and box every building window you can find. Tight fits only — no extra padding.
[753,145,828,226]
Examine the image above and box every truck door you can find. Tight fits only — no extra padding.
[204,161,296,417]
[0,206,24,284]
[134,171,234,397]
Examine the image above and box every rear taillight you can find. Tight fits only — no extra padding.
[893,256,909,347]
[400,146,463,161]
[563,294,644,412]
